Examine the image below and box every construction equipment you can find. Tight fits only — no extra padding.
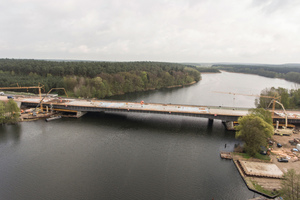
[213,91,281,118]
[0,83,45,100]
[214,91,297,133]
[34,88,68,112]
[268,100,288,128]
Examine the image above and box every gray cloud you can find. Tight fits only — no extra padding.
[0,0,299,64]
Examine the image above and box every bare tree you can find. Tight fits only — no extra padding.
[281,169,300,200]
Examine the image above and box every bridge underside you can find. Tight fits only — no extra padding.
[21,101,300,125]
[21,102,240,122]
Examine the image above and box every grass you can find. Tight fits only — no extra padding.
[253,153,271,161]
[232,152,251,159]
[232,152,271,161]
[251,180,279,197]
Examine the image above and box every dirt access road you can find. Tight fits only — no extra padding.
[270,130,300,173]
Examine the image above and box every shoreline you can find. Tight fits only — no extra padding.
[231,156,279,199]
[166,81,197,88]
[105,81,199,98]
[199,71,221,74]
[219,70,300,85]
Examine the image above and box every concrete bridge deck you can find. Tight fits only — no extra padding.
[1,95,300,124]
[7,95,299,124]
[18,96,249,121]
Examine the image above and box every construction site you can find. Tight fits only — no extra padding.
[1,85,300,126]
[2,85,300,198]
[226,130,300,199]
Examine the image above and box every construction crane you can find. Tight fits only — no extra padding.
[268,100,288,128]
[35,88,68,112]
[213,91,281,118]
[0,83,45,99]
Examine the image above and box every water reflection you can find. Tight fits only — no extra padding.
[0,124,22,144]
[0,72,297,200]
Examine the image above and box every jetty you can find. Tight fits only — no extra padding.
[220,152,232,160]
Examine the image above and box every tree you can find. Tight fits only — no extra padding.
[256,87,280,109]
[0,100,20,124]
[235,114,274,156]
[0,101,6,124]
[280,169,300,200]
[0,59,201,99]
[278,87,290,109]
[249,108,273,125]
[5,99,20,124]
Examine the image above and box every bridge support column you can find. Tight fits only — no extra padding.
[208,119,214,126]
[76,111,87,118]
[222,121,235,131]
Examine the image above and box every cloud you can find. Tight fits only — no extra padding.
[0,0,299,64]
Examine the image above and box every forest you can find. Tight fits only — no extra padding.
[0,59,201,98]
[185,65,220,73]
[256,87,300,110]
[211,64,300,83]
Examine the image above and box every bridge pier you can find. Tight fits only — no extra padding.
[76,111,87,118]
[222,121,235,131]
[208,119,214,126]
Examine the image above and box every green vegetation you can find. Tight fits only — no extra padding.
[196,67,220,73]
[186,66,220,73]
[212,64,300,83]
[0,59,201,98]
[249,108,273,125]
[256,87,300,109]
[280,169,300,200]
[252,153,271,161]
[235,109,274,156]
[0,100,20,124]
[233,152,271,161]
[251,180,279,197]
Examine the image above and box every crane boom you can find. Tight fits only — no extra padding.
[268,100,288,127]
[213,91,281,118]
[213,91,280,99]
[35,88,68,112]
[0,84,45,99]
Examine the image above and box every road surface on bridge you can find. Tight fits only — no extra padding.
[17,96,250,118]
[1,95,300,123]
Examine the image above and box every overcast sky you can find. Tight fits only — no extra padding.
[0,0,299,64]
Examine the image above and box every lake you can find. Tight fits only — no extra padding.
[0,71,298,200]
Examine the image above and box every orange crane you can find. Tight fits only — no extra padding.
[35,88,68,112]
[213,91,281,118]
[0,83,45,99]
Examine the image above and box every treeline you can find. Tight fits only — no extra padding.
[0,59,201,98]
[212,64,300,83]
[256,87,300,109]
[0,100,20,124]
[190,67,220,73]
[185,64,220,73]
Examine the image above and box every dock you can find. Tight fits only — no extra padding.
[220,152,232,159]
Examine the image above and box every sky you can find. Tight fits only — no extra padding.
[0,0,299,64]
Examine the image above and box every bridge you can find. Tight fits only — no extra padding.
[14,95,300,126]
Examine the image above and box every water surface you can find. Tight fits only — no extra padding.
[0,71,297,200]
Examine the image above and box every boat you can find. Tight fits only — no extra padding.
[45,115,62,122]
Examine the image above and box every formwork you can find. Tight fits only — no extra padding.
[238,160,283,178]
